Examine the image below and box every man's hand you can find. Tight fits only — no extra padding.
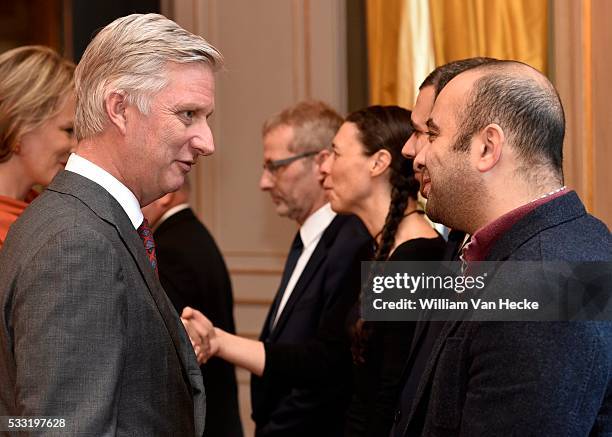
[182,307,266,375]
[181,307,218,364]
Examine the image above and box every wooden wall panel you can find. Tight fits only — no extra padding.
[170,1,348,434]
[553,0,611,228]
[591,0,612,226]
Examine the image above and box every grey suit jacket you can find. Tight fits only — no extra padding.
[0,171,205,436]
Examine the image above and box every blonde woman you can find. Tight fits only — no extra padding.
[0,45,76,248]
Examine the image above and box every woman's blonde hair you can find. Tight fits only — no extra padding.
[0,45,75,163]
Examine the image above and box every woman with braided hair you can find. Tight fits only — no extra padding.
[320,105,445,436]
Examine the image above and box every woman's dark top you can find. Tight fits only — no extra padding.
[345,235,446,437]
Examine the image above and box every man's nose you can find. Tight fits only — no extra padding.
[259,169,274,191]
[319,152,333,176]
[402,134,417,159]
[414,133,429,157]
[413,144,427,173]
[192,124,215,156]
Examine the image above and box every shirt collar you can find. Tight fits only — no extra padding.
[462,186,569,262]
[65,153,143,229]
[299,203,336,247]
[153,203,190,232]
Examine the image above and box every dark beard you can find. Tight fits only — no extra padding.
[424,153,485,233]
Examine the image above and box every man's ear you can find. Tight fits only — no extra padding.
[474,123,504,173]
[105,91,129,135]
[370,149,392,177]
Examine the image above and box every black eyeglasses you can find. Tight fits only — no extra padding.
[262,150,318,173]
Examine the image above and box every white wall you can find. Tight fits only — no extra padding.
[167,1,348,434]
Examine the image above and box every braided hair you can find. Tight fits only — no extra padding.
[346,105,418,362]
[346,106,418,260]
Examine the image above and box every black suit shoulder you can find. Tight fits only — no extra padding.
[154,208,235,331]
[318,214,372,296]
[155,208,229,272]
[488,191,611,261]
[321,214,371,252]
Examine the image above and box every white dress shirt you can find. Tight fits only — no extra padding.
[273,203,336,328]
[64,153,143,229]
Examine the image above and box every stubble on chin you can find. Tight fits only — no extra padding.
[425,169,485,233]
[423,194,447,227]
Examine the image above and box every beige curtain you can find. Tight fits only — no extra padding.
[366,0,435,107]
[366,0,408,105]
[554,0,612,226]
[366,0,549,106]
[429,0,548,73]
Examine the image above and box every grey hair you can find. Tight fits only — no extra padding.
[262,100,343,153]
[74,13,223,140]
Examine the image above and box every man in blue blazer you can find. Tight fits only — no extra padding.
[399,60,612,435]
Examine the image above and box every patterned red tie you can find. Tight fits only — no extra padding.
[137,218,158,275]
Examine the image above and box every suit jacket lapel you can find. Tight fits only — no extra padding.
[47,172,200,382]
[268,215,344,341]
[115,214,200,379]
[260,296,277,341]
[408,317,429,358]
[404,319,461,427]
[403,242,461,377]
[269,242,327,340]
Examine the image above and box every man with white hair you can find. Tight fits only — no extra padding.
[0,13,222,435]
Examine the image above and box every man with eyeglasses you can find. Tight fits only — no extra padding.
[255,100,372,437]
[183,100,371,436]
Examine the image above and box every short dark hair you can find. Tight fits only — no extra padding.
[454,62,565,181]
[419,57,498,97]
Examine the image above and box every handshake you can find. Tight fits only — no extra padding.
[181,307,219,364]
[180,306,266,375]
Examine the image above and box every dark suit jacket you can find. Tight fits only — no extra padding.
[442,229,466,261]
[389,233,462,436]
[401,191,612,436]
[0,171,205,436]
[251,214,371,437]
[154,207,243,437]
